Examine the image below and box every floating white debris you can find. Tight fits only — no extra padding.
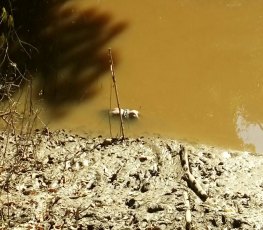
[109,107,139,119]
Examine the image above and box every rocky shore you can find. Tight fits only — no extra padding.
[0,129,263,229]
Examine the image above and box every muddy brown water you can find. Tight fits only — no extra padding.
[7,0,263,152]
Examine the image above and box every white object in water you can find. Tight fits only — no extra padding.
[109,107,139,119]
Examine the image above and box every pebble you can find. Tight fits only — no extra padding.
[222,151,231,159]
[216,179,224,187]
[232,218,243,228]
[140,182,150,193]
[68,136,75,142]
[82,159,89,167]
[147,204,165,213]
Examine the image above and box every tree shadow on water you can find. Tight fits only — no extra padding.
[8,1,128,118]
[38,5,128,112]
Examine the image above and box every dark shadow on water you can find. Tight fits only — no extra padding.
[5,0,128,118]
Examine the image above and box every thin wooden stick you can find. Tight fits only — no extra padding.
[183,191,192,230]
[108,48,125,139]
[108,80,113,138]
[179,145,208,201]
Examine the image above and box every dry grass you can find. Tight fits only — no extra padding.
[0,5,46,227]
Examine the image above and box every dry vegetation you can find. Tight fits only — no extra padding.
[0,4,46,227]
[1,3,263,230]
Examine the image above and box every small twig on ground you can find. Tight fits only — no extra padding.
[179,145,208,201]
[183,191,192,230]
[108,48,125,139]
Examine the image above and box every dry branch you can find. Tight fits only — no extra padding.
[108,48,125,139]
[183,191,192,230]
[179,145,208,202]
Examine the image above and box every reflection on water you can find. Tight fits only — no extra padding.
[236,111,263,152]
[6,0,263,152]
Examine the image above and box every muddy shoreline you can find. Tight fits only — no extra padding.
[0,129,263,229]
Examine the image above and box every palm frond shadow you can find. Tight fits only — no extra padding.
[37,5,128,109]
[2,1,128,118]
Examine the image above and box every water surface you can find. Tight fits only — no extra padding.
[33,0,263,152]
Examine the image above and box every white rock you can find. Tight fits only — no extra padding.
[16,184,26,191]
[222,151,231,159]
[74,162,81,171]
[51,181,58,189]
[65,160,71,170]
[83,159,89,167]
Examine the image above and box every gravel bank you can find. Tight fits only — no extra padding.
[0,129,263,229]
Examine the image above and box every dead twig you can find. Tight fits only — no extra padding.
[179,145,208,201]
[183,191,192,230]
[108,48,125,139]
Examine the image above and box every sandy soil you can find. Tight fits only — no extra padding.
[0,129,263,229]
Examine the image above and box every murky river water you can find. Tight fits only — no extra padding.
[14,0,263,152]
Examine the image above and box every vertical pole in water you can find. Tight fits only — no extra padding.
[108,48,125,139]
